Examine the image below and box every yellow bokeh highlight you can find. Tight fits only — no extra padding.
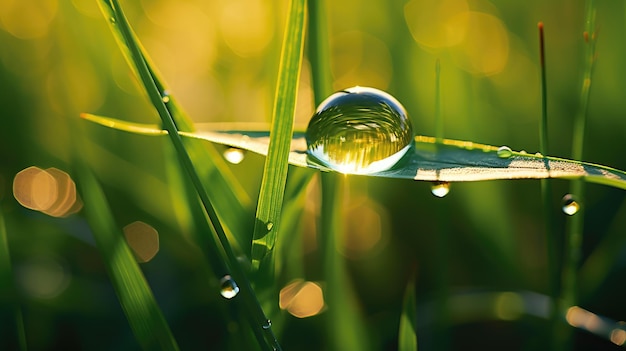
[219,0,273,57]
[123,221,160,263]
[404,0,469,48]
[0,0,58,39]
[13,166,82,217]
[611,329,626,346]
[450,12,509,76]
[279,279,325,318]
[340,197,389,259]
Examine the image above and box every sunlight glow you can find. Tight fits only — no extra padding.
[123,221,160,263]
[13,166,81,217]
[279,279,325,318]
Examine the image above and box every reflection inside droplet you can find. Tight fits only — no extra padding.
[430,182,451,198]
[562,194,580,216]
[305,86,413,175]
[220,275,240,299]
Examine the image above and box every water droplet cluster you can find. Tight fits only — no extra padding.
[306,87,413,175]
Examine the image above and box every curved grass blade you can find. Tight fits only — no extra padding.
[96,0,252,251]
[250,0,307,272]
[399,276,418,351]
[80,115,626,191]
[76,165,179,351]
[95,2,281,350]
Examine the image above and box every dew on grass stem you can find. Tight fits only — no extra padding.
[306,86,413,175]
[497,146,513,159]
[223,148,245,164]
[562,194,580,216]
[219,275,240,299]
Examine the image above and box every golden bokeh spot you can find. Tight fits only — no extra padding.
[565,306,601,330]
[13,166,81,217]
[404,0,469,48]
[611,329,626,346]
[331,31,393,91]
[123,221,160,263]
[279,279,325,318]
[13,166,58,212]
[0,0,58,39]
[449,12,509,76]
[219,0,273,57]
[340,197,389,259]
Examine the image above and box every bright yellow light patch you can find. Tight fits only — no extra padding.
[279,280,325,318]
[223,148,246,165]
[123,221,160,263]
[404,0,469,48]
[13,166,81,217]
[0,0,58,39]
[219,0,273,57]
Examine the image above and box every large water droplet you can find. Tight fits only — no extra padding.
[305,86,413,175]
[430,182,450,198]
[562,194,580,216]
[497,146,513,159]
[219,275,240,299]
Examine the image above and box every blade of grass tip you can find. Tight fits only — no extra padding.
[96,0,252,252]
[562,0,597,347]
[537,21,561,349]
[76,164,179,350]
[0,210,27,351]
[250,0,307,273]
[101,1,280,349]
[398,272,418,351]
[320,173,369,351]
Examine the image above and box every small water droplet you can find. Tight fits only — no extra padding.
[562,194,580,216]
[223,148,245,164]
[497,146,513,159]
[109,17,116,24]
[430,182,450,198]
[305,86,413,175]
[219,275,240,299]
[535,152,543,157]
[262,319,272,329]
[161,90,170,103]
[266,222,274,231]
[519,150,527,155]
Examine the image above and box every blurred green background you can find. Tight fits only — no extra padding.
[1,0,625,350]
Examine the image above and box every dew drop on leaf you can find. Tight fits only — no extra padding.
[497,146,513,159]
[562,194,580,216]
[262,319,272,330]
[305,86,413,175]
[109,17,116,24]
[161,90,170,103]
[219,275,240,299]
[430,181,451,198]
[223,147,245,164]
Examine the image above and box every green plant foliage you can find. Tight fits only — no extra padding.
[398,277,418,351]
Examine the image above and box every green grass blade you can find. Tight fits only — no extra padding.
[0,209,27,351]
[250,0,307,271]
[96,0,252,251]
[96,2,281,349]
[76,164,179,351]
[307,0,332,105]
[398,276,418,351]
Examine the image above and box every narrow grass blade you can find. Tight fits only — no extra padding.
[0,210,27,351]
[96,0,252,251]
[76,164,179,351]
[307,0,332,105]
[250,0,307,271]
[320,173,369,351]
[95,2,281,350]
[398,276,418,351]
[80,115,626,191]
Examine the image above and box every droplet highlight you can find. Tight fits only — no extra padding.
[219,275,240,299]
[497,146,513,159]
[305,86,413,175]
[562,194,580,216]
[161,90,170,103]
[262,320,272,329]
[266,222,274,231]
[430,182,450,198]
[223,148,245,164]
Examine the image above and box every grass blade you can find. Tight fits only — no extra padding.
[250,0,307,271]
[0,209,27,351]
[398,276,418,351]
[96,1,281,349]
[76,164,179,350]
